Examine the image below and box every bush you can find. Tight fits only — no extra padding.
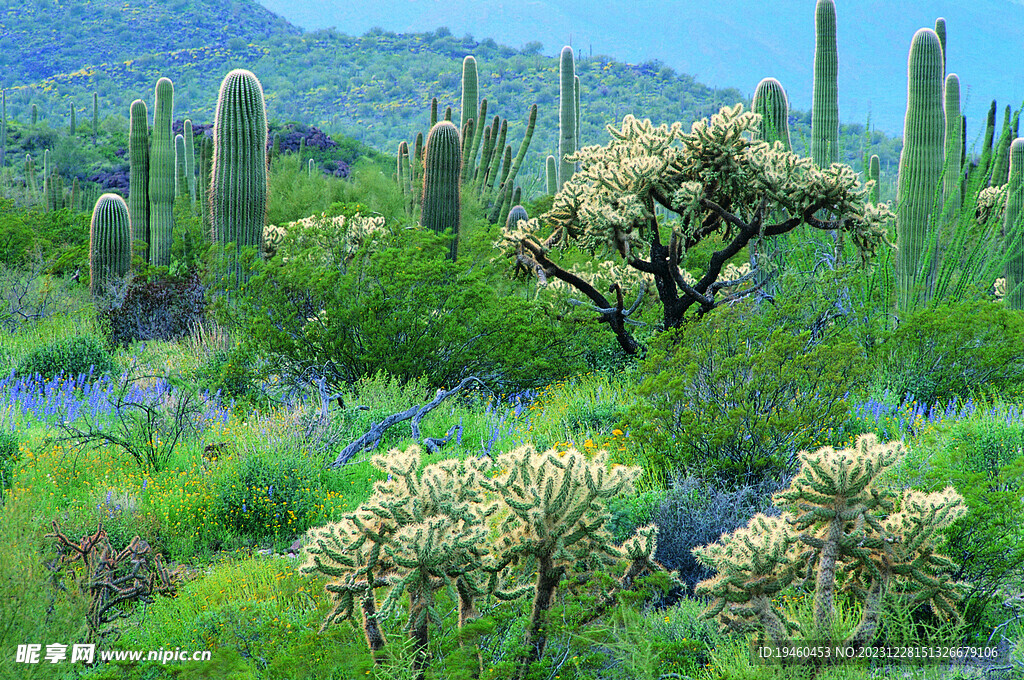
[97,271,206,347]
[191,346,267,409]
[0,430,19,500]
[210,451,325,543]
[870,298,1024,405]
[911,414,1024,641]
[14,334,116,381]
[231,227,590,393]
[650,473,788,597]
[623,297,868,485]
[0,200,90,273]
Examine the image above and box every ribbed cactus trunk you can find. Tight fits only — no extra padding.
[89,193,132,298]
[812,0,839,168]
[421,121,461,261]
[895,28,945,316]
[183,119,196,206]
[752,77,792,151]
[574,74,581,151]
[546,154,557,194]
[934,18,947,73]
[506,204,528,230]
[1005,138,1024,309]
[174,134,188,200]
[942,73,962,223]
[148,77,175,267]
[460,55,479,179]
[92,92,98,147]
[976,100,998,185]
[69,102,76,137]
[558,46,576,190]
[211,69,269,286]
[869,154,880,204]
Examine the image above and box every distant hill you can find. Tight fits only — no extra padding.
[254,0,1024,143]
[0,0,300,86]
[0,0,904,197]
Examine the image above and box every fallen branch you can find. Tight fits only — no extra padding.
[328,377,488,467]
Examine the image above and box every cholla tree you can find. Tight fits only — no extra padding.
[478,446,668,678]
[695,434,967,652]
[499,104,894,354]
[301,446,516,674]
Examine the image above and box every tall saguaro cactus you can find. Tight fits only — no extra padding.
[934,17,947,73]
[895,28,945,315]
[1004,138,1024,309]
[89,193,132,298]
[752,77,792,151]
[558,45,576,190]
[183,119,196,206]
[869,154,881,204]
[991,106,1017,187]
[174,134,188,200]
[148,78,175,267]
[812,0,839,168]
[460,56,478,138]
[421,121,462,261]
[546,154,557,194]
[943,73,962,221]
[211,69,269,285]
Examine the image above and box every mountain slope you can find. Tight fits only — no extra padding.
[254,0,1024,141]
[0,0,300,86]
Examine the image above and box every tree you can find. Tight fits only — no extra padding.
[499,104,894,355]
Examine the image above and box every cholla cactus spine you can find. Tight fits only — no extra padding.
[895,28,945,314]
[812,0,839,167]
[148,77,175,267]
[89,193,132,298]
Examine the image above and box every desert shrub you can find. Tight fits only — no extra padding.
[624,297,868,485]
[605,487,665,544]
[96,271,206,347]
[0,430,19,500]
[870,298,1024,405]
[210,451,326,543]
[0,200,90,272]
[191,345,268,409]
[650,473,787,597]
[232,227,589,393]
[911,414,1024,642]
[14,334,116,381]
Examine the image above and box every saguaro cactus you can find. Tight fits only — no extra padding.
[812,0,839,167]
[489,104,538,225]
[895,28,945,314]
[89,193,132,297]
[546,154,557,194]
[943,73,963,221]
[174,134,188,200]
[1004,138,1024,309]
[92,92,98,146]
[183,119,196,205]
[992,106,1017,187]
[148,77,175,267]
[126,100,148,253]
[211,69,269,284]
[460,55,478,137]
[752,77,792,151]
[869,154,881,204]
[935,17,947,73]
[558,45,576,190]
[421,120,461,260]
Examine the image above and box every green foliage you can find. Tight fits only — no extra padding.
[625,297,868,485]
[191,346,267,409]
[0,429,19,500]
[910,415,1024,644]
[210,450,325,542]
[14,334,116,381]
[869,298,1024,405]
[1004,137,1024,308]
[232,226,589,393]
[0,199,91,272]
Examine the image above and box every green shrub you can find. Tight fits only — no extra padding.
[0,430,19,500]
[0,199,91,272]
[870,298,1024,405]
[911,414,1024,642]
[14,334,116,381]
[623,297,868,485]
[210,451,327,543]
[231,227,589,393]
[192,346,267,409]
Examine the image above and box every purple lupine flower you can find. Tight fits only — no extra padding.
[268,485,274,499]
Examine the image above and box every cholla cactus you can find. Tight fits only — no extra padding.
[478,445,642,676]
[696,434,968,650]
[302,446,497,670]
[264,211,388,265]
[503,105,893,353]
[977,185,1008,224]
